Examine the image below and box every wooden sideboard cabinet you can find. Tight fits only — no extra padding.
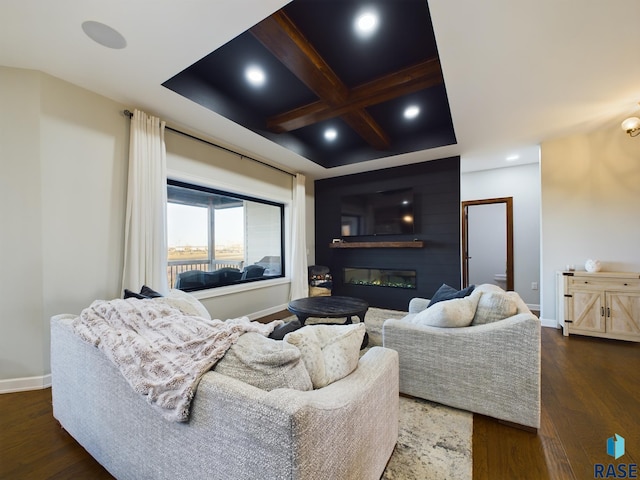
[560,271,640,342]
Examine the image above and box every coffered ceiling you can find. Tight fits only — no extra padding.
[163,0,455,168]
[1,0,639,178]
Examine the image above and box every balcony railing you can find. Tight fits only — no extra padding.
[167,259,245,289]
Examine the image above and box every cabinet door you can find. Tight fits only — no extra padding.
[606,292,640,339]
[569,290,605,334]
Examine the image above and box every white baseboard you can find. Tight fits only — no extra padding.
[0,374,51,394]
[540,317,559,329]
[527,303,541,312]
[246,303,289,321]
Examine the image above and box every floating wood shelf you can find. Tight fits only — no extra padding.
[329,241,424,249]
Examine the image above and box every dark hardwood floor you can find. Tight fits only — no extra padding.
[1,327,638,479]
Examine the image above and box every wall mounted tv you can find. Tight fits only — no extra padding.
[340,188,415,236]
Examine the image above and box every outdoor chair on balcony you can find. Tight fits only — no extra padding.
[241,265,266,280]
[202,268,242,287]
[174,270,207,290]
[175,268,243,290]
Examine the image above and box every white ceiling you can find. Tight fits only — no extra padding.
[2,0,639,178]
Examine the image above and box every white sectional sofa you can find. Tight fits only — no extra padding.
[51,312,399,479]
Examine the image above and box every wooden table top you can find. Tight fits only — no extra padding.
[287,295,369,318]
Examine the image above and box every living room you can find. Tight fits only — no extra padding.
[2,1,640,479]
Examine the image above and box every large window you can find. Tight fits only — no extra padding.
[167,179,284,291]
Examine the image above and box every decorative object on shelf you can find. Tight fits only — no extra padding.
[585,259,602,273]
[621,102,640,137]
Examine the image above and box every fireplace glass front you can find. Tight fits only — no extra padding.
[343,268,416,289]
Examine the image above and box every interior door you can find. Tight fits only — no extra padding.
[462,197,514,291]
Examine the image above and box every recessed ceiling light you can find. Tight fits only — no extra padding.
[324,128,338,141]
[354,10,379,37]
[404,105,420,119]
[506,154,520,161]
[245,66,266,87]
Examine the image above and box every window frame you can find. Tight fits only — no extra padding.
[167,178,286,293]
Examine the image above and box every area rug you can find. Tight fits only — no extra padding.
[282,307,473,479]
[384,396,472,480]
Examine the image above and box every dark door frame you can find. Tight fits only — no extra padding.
[461,197,514,291]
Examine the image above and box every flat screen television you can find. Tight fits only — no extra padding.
[340,188,415,236]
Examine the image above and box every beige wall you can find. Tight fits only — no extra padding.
[540,122,640,323]
[0,67,46,381]
[0,67,308,386]
[0,67,130,383]
[165,129,297,320]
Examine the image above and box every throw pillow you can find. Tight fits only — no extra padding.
[411,290,482,327]
[154,289,211,320]
[283,323,366,389]
[124,285,164,300]
[139,285,163,298]
[428,283,475,308]
[269,319,302,340]
[123,289,147,299]
[214,332,313,391]
[472,291,518,325]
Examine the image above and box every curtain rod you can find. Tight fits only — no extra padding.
[123,109,295,177]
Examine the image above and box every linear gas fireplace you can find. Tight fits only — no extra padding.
[343,268,416,289]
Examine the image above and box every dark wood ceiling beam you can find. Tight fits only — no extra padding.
[249,11,348,104]
[342,110,391,150]
[267,58,443,133]
[250,10,391,150]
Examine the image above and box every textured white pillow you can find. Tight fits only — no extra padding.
[283,323,365,389]
[215,332,313,391]
[411,290,482,327]
[157,289,211,320]
[472,291,518,325]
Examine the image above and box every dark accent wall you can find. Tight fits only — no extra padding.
[314,157,461,310]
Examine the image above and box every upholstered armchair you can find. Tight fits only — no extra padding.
[382,284,541,430]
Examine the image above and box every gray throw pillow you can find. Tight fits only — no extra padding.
[428,283,475,308]
[215,332,312,391]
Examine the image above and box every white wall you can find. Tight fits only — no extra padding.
[540,123,640,324]
[461,162,541,307]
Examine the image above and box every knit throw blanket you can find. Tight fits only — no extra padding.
[72,298,280,422]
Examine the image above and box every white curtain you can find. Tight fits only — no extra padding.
[289,173,309,300]
[121,109,169,295]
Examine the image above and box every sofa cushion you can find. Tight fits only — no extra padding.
[472,291,519,325]
[283,323,365,389]
[411,290,482,327]
[428,283,475,308]
[215,332,313,391]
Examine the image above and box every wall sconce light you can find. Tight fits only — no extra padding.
[622,103,640,137]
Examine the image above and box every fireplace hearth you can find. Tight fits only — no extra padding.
[344,267,416,289]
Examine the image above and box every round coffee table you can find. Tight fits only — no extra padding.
[287,296,369,347]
